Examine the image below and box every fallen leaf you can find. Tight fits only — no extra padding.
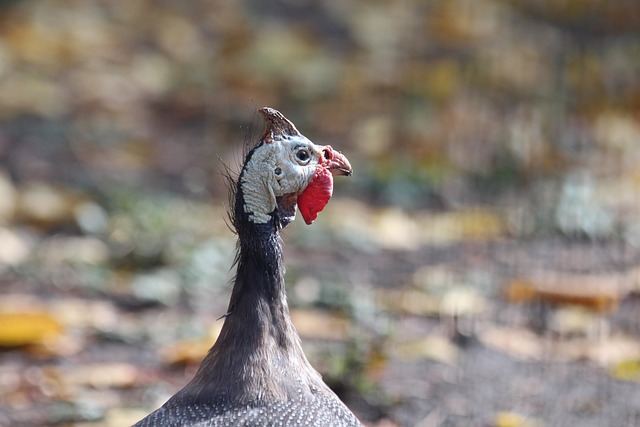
[161,338,214,367]
[390,335,458,365]
[291,309,350,341]
[371,208,422,250]
[481,326,640,366]
[494,411,539,427]
[50,298,118,330]
[479,326,543,360]
[0,311,63,347]
[503,280,538,304]
[29,332,84,358]
[0,227,32,266]
[412,264,458,292]
[593,112,640,151]
[39,236,110,266]
[162,323,222,366]
[610,359,640,383]
[381,289,441,317]
[455,209,505,240]
[381,285,488,319]
[45,363,139,389]
[548,306,602,337]
[440,287,488,317]
[323,201,505,249]
[17,183,84,228]
[579,335,640,367]
[504,275,627,313]
[416,209,504,245]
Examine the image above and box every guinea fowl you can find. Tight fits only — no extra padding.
[134,107,361,427]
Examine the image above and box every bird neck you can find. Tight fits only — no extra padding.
[228,220,292,346]
[186,218,321,404]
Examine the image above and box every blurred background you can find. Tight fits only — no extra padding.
[1,0,640,426]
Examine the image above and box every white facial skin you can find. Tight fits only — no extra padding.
[241,134,325,224]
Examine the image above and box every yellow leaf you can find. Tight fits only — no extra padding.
[495,411,538,427]
[455,210,504,240]
[610,360,640,383]
[0,311,63,347]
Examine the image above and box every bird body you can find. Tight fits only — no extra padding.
[134,108,361,427]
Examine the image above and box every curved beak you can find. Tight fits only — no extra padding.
[320,146,353,177]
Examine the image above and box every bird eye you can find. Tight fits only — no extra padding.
[295,149,310,163]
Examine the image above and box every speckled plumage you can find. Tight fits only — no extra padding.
[133,108,361,427]
[134,391,361,426]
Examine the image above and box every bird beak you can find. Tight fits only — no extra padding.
[320,146,353,177]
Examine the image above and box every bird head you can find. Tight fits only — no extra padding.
[238,107,352,228]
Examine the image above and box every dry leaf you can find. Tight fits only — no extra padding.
[391,335,458,365]
[548,306,601,337]
[593,113,640,151]
[290,309,349,341]
[578,335,640,367]
[0,227,32,266]
[324,201,504,249]
[504,275,627,313]
[494,411,540,427]
[162,338,214,367]
[412,264,458,291]
[381,289,440,317]
[481,326,640,366]
[479,326,543,360]
[39,236,110,266]
[49,298,118,330]
[17,183,84,228]
[440,287,488,317]
[382,286,488,319]
[372,208,422,250]
[417,209,504,245]
[610,360,640,383]
[0,311,63,347]
[46,363,139,389]
[162,323,222,366]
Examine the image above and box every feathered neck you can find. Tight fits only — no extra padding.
[182,168,321,405]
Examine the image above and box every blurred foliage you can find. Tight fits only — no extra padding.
[0,0,638,221]
[1,1,640,426]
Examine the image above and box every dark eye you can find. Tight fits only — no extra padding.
[296,149,310,162]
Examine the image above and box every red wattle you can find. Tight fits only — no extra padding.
[297,167,334,225]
